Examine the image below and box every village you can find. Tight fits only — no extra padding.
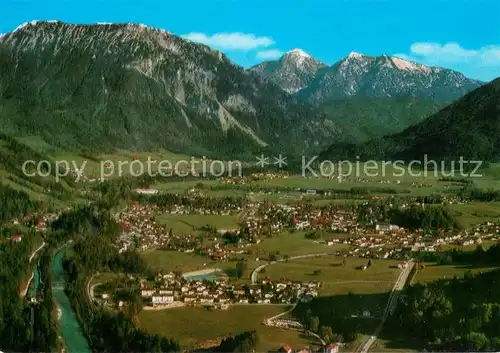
[113,190,500,265]
[92,270,321,309]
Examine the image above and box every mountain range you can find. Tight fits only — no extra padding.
[251,50,483,104]
[0,20,492,159]
[250,49,326,94]
[0,21,342,158]
[320,77,500,162]
[251,49,484,142]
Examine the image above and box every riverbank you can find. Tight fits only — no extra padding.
[52,245,91,353]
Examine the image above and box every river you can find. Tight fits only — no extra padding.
[51,248,91,353]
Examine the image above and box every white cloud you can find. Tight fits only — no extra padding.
[182,32,274,51]
[394,42,500,81]
[481,46,500,65]
[406,42,500,65]
[410,42,477,63]
[256,49,283,60]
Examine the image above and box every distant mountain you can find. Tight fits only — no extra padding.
[322,97,442,142]
[0,21,344,158]
[321,78,500,162]
[252,51,483,142]
[297,52,483,104]
[250,49,326,94]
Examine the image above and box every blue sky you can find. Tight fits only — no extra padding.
[2,0,500,81]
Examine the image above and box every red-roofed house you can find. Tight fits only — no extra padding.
[280,344,293,353]
[119,221,130,231]
[11,234,23,242]
[325,344,339,353]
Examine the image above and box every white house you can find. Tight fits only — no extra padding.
[152,295,174,305]
[141,290,154,297]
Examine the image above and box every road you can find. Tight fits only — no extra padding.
[355,260,415,353]
[29,241,46,263]
[20,242,47,297]
[250,253,327,284]
[86,272,100,307]
[263,301,327,346]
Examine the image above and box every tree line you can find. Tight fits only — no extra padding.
[392,269,500,351]
[54,205,179,352]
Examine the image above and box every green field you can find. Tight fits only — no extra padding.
[155,213,240,233]
[448,202,500,228]
[262,256,400,296]
[140,249,257,278]
[413,263,498,284]
[141,249,217,272]
[138,305,316,351]
[248,231,348,258]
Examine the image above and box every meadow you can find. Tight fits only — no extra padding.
[448,202,500,228]
[140,249,258,278]
[262,256,401,296]
[154,213,240,233]
[412,263,499,284]
[248,231,347,257]
[138,305,316,352]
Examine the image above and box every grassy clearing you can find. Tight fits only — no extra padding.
[438,240,498,252]
[138,305,314,351]
[263,256,400,296]
[154,180,220,193]
[413,263,498,284]
[249,231,348,257]
[448,202,500,228]
[140,249,257,278]
[155,213,240,233]
[140,249,215,273]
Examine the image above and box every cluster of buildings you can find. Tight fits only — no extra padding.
[117,203,165,252]
[321,220,500,260]
[220,173,290,185]
[10,210,62,234]
[134,272,320,308]
[243,203,359,239]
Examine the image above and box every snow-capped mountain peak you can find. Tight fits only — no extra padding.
[347,51,364,59]
[12,20,41,33]
[390,56,434,74]
[250,48,325,93]
[297,52,483,103]
[286,48,311,58]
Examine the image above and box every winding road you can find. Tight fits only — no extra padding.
[263,301,327,346]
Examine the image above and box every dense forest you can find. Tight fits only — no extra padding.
[392,269,500,351]
[458,187,500,202]
[0,184,38,224]
[218,331,259,352]
[31,249,59,350]
[0,236,32,351]
[414,244,500,266]
[389,204,460,230]
[357,200,460,231]
[53,205,179,352]
[0,227,49,351]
